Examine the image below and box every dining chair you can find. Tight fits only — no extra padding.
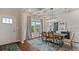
[63,33,75,50]
[46,32,55,42]
[41,32,47,41]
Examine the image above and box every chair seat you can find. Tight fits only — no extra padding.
[64,39,72,43]
[47,38,53,40]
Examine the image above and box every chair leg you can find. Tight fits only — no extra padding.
[52,39,54,43]
[71,42,73,51]
[56,39,58,43]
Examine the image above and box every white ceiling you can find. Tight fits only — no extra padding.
[28,8,79,20]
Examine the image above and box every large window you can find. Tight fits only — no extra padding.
[47,20,58,32]
[53,22,58,32]
[32,21,41,32]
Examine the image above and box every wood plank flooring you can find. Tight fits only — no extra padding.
[17,40,40,51]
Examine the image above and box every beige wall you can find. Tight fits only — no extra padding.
[60,10,79,42]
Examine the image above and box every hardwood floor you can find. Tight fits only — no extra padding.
[17,40,40,51]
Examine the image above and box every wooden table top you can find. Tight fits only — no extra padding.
[54,33,67,37]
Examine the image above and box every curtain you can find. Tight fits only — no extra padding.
[26,16,32,40]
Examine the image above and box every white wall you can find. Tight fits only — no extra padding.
[21,9,32,42]
[0,8,21,43]
[42,19,48,32]
[21,12,27,42]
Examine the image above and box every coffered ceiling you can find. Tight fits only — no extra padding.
[23,8,79,20]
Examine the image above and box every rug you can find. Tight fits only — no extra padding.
[0,43,21,51]
[28,38,79,51]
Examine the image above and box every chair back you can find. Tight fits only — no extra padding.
[41,32,47,37]
[48,32,54,38]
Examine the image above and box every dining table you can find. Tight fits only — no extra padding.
[41,31,68,46]
[53,33,68,46]
[54,33,67,40]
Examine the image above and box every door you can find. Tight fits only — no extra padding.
[0,16,17,45]
[31,21,41,38]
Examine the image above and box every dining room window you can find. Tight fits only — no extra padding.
[53,22,58,32]
[47,20,59,32]
[32,21,41,32]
